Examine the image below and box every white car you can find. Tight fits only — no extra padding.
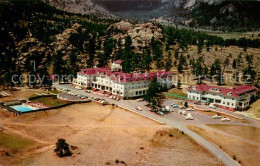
[221,117,230,122]
[209,103,217,109]
[212,115,221,119]
[75,86,82,90]
[136,98,144,102]
[185,116,194,120]
[178,110,182,114]
[186,108,195,111]
[182,111,187,115]
[136,107,142,111]
[209,105,217,109]
[171,104,179,108]
[157,111,164,115]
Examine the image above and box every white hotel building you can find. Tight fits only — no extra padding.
[73,66,173,99]
[188,84,258,111]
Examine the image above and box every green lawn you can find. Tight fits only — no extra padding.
[48,90,59,94]
[0,131,37,150]
[31,97,66,107]
[164,88,187,100]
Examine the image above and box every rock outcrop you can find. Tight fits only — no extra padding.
[107,21,164,48]
[16,23,86,71]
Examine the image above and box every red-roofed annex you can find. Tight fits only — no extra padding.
[188,83,258,111]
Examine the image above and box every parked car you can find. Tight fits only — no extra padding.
[212,115,221,119]
[136,107,142,111]
[75,86,82,90]
[180,106,186,109]
[186,108,195,111]
[185,116,194,120]
[221,117,230,122]
[178,110,182,114]
[209,103,217,109]
[185,113,194,120]
[182,111,187,115]
[171,104,179,108]
[85,90,91,93]
[157,111,164,115]
[136,98,144,102]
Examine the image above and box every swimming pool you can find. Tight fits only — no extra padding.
[11,105,35,112]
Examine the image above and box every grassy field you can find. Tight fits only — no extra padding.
[164,88,187,100]
[0,131,37,150]
[207,124,260,143]
[31,97,66,107]
[48,90,59,94]
[188,126,260,166]
[204,31,259,40]
[244,99,260,119]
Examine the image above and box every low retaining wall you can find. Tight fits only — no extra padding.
[28,95,57,100]
[21,102,75,114]
[117,105,165,125]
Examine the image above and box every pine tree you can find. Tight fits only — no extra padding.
[177,79,182,89]
[165,52,173,71]
[232,59,237,69]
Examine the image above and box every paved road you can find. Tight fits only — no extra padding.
[54,83,239,166]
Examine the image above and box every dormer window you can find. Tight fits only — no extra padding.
[210,88,220,92]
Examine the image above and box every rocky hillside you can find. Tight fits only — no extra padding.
[44,0,260,31]
[107,21,164,49]
[16,23,86,72]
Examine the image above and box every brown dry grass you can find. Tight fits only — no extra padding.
[0,94,221,166]
[188,126,260,166]
[207,124,260,143]
[240,99,260,120]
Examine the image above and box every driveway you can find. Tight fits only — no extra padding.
[53,83,239,166]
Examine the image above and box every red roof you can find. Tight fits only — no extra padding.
[113,60,123,64]
[78,68,171,83]
[189,84,256,97]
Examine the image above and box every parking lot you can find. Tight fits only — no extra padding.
[53,83,254,127]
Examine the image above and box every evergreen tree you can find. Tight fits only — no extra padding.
[177,79,182,89]
[232,59,237,69]
[165,52,173,71]
[142,48,152,71]
[144,77,159,104]
[54,138,72,157]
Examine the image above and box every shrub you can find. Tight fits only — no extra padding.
[54,138,72,157]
